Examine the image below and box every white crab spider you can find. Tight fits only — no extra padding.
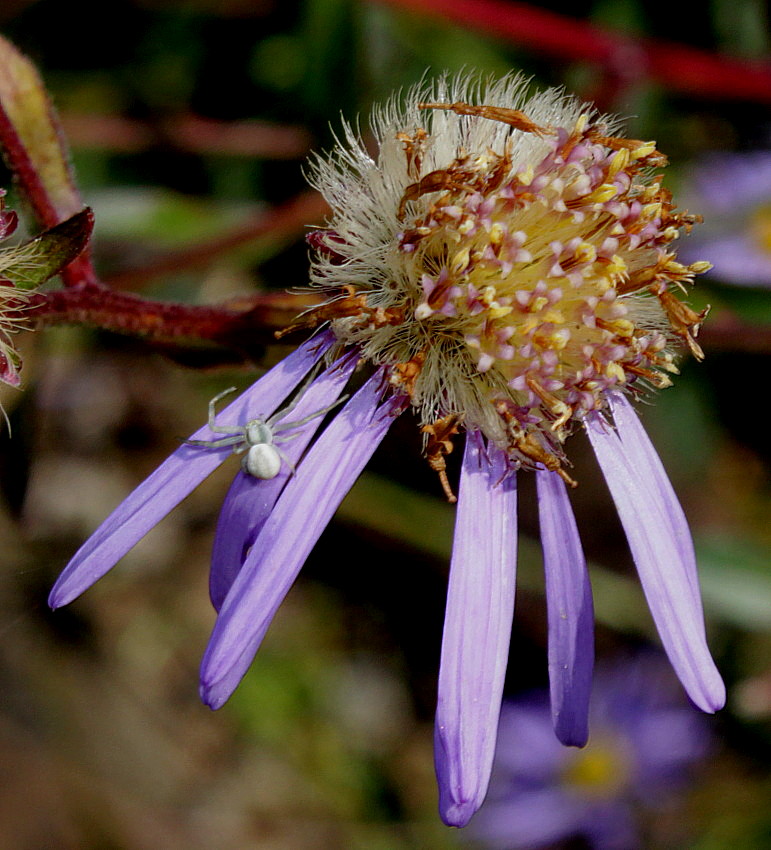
[185,384,346,480]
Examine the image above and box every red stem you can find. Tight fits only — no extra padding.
[58,112,313,159]
[0,101,60,229]
[29,287,321,350]
[377,0,771,103]
[0,88,98,289]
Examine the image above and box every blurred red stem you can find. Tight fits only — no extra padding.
[25,286,771,355]
[378,0,771,103]
[58,112,313,158]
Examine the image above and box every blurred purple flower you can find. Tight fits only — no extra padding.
[680,151,771,287]
[470,656,712,850]
[49,73,725,830]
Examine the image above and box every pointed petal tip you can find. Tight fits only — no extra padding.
[198,679,228,711]
[199,639,257,710]
[47,579,78,610]
[48,558,103,608]
[439,798,480,829]
[692,673,727,714]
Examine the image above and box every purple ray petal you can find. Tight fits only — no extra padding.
[585,413,725,712]
[607,391,704,623]
[209,353,357,610]
[434,431,518,828]
[48,333,334,608]
[209,473,264,613]
[536,467,594,747]
[200,371,401,709]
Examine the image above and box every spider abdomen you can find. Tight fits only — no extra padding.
[243,443,282,479]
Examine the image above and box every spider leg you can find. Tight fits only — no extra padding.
[184,434,244,449]
[275,446,296,476]
[273,394,349,434]
[266,361,325,428]
[272,431,302,445]
[207,387,238,430]
[209,424,244,434]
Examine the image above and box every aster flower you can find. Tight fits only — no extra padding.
[470,655,712,850]
[679,150,771,287]
[49,73,724,828]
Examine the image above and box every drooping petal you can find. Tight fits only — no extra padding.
[209,352,357,610]
[48,333,333,608]
[607,391,704,623]
[200,371,401,709]
[536,467,594,747]
[585,413,725,712]
[209,473,263,613]
[434,431,518,828]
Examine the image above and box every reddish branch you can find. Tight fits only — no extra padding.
[0,93,62,231]
[377,0,771,103]
[0,37,100,289]
[29,287,322,352]
[58,112,313,159]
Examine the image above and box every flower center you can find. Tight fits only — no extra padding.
[561,734,631,799]
[303,101,711,484]
[396,112,703,447]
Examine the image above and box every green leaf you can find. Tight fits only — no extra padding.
[0,35,83,228]
[0,208,93,289]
